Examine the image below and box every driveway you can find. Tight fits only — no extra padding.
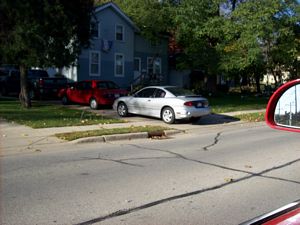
[64,103,243,126]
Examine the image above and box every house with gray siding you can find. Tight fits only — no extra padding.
[61,2,168,90]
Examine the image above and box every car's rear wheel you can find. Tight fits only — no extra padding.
[62,95,69,105]
[117,102,128,117]
[162,107,175,124]
[90,98,99,110]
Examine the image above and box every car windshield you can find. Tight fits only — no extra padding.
[28,70,49,78]
[165,87,198,97]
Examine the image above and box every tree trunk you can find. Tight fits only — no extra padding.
[255,74,261,94]
[19,65,31,108]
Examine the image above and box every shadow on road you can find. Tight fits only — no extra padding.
[192,114,240,125]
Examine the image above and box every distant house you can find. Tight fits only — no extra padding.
[60,2,169,90]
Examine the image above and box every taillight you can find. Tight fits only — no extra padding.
[184,101,194,107]
[39,79,44,87]
[184,100,209,108]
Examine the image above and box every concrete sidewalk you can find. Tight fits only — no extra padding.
[0,109,265,156]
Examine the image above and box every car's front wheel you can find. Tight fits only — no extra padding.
[117,102,128,117]
[90,98,99,110]
[162,107,175,124]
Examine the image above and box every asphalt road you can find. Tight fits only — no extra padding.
[1,122,300,225]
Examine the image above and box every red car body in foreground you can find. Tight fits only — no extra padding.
[242,79,300,225]
[58,80,128,109]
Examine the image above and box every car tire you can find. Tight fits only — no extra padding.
[62,95,69,105]
[162,107,175,124]
[117,102,128,117]
[90,98,99,110]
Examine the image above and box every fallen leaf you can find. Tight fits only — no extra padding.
[225,178,234,182]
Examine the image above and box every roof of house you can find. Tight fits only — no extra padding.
[95,2,140,32]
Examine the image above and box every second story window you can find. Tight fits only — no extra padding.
[115,25,124,41]
[91,21,100,38]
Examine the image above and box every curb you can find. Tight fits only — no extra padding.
[71,129,184,144]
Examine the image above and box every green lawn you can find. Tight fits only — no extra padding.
[0,98,122,128]
[235,112,266,122]
[208,94,269,113]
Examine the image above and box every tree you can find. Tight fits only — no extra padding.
[219,0,300,91]
[172,0,225,93]
[95,0,176,42]
[0,0,94,108]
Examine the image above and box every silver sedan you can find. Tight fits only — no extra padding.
[113,86,211,124]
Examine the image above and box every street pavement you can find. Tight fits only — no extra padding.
[0,108,265,156]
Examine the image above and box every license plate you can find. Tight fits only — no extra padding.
[197,102,203,107]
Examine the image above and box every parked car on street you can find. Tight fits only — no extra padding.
[0,67,22,96]
[58,80,128,109]
[113,86,211,124]
[28,71,67,100]
[0,67,67,99]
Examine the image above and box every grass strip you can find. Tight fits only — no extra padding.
[55,125,171,141]
[208,95,268,113]
[0,98,123,128]
[235,112,265,122]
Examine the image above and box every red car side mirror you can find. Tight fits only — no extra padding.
[266,79,300,133]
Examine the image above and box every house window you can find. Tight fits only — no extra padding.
[115,53,124,77]
[147,57,161,76]
[91,21,100,38]
[89,51,101,76]
[115,24,124,41]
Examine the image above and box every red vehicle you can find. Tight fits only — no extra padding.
[58,80,128,109]
[242,79,300,225]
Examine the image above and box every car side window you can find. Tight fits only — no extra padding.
[76,82,84,90]
[154,89,166,98]
[76,81,91,90]
[107,81,119,89]
[97,82,107,89]
[135,88,155,98]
